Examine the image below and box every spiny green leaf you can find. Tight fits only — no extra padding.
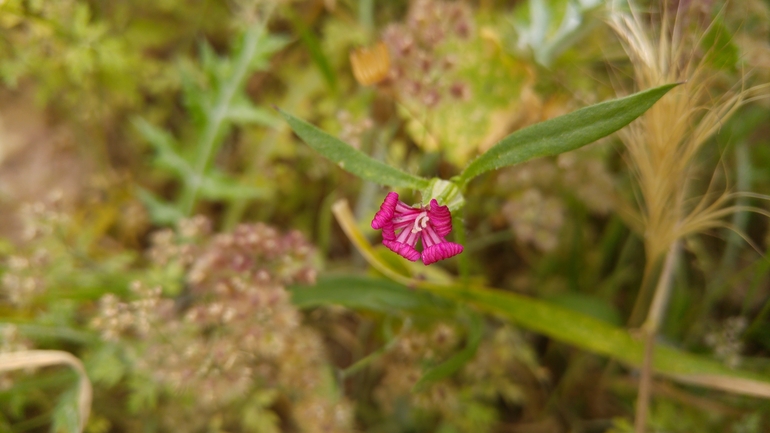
[199,170,272,200]
[251,34,291,70]
[227,98,279,126]
[279,109,431,189]
[133,118,193,178]
[459,83,679,185]
[136,187,184,225]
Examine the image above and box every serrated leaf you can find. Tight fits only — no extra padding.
[127,375,158,413]
[199,170,271,200]
[179,60,211,123]
[227,98,279,126]
[459,83,679,185]
[85,344,125,387]
[251,34,291,70]
[279,109,431,189]
[133,118,193,178]
[136,187,184,225]
[413,311,483,391]
[199,39,219,78]
[241,391,280,433]
[52,387,81,433]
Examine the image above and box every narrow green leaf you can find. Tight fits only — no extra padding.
[459,83,679,185]
[279,109,431,189]
[432,282,770,391]
[413,311,483,391]
[289,275,453,316]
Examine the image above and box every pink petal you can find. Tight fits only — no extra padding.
[371,192,399,229]
[421,242,463,265]
[383,240,421,261]
[427,199,452,237]
[380,221,396,241]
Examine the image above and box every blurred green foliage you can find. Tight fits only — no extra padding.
[0,1,769,433]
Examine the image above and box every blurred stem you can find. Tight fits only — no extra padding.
[359,0,374,35]
[627,257,659,327]
[743,253,770,317]
[719,143,751,270]
[339,317,410,379]
[179,6,274,216]
[317,191,338,256]
[634,240,680,433]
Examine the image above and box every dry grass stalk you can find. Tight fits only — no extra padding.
[608,1,770,431]
[0,350,91,433]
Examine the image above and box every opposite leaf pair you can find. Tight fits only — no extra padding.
[371,192,463,265]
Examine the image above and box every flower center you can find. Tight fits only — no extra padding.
[411,212,429,233]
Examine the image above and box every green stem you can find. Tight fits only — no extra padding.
[359,0,375,35]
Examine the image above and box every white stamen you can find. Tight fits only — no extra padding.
[411,212,429,233]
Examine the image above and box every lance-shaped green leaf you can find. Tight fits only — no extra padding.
[432,282,770,398]
[289,274,453,317]
[458,83,680,185]
[279,109,431,189]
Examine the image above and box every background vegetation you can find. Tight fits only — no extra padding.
[0,0,769,432]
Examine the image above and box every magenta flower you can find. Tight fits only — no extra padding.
[371,192,463,265]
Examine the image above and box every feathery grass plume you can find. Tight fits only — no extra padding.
[608,3,770,431]
[608,1,770,272]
